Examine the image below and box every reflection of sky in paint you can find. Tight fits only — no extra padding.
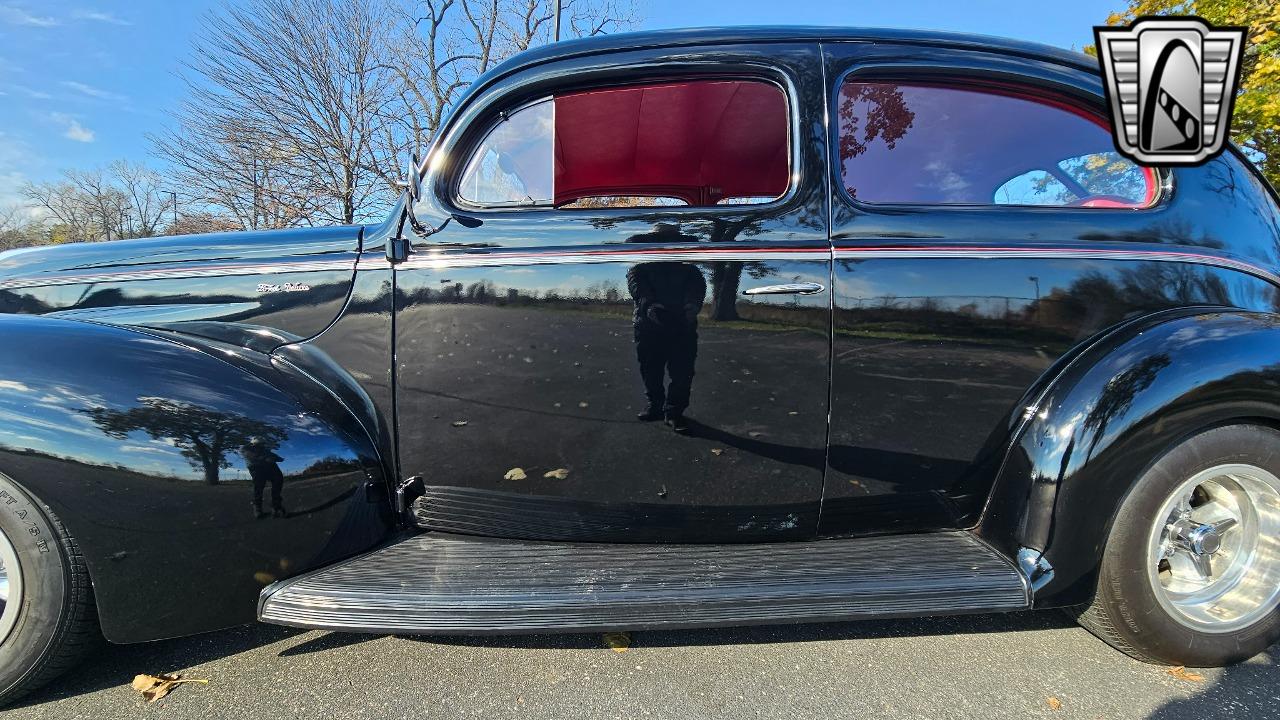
[0,379,344,481]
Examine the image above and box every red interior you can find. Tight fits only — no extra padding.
[553,80,789,206]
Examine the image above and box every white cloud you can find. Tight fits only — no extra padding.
[60,80,125,102]
[0,4,57,27]
[50,113,95,142]
[63,121,94,142]
[120,444,172,455]
[10,85,52,100]
[71,9,130,25]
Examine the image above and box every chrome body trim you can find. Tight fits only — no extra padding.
[743,282,826,295]
[1016,547,1055,597]
[4,244,1276,293]
[0,258,356,291]
[833,246,1280,288]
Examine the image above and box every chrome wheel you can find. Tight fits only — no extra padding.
[0,524,21,645]
[1148,463,1280,633]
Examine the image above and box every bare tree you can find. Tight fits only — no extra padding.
[374,0,638,190]
[154,0,399,229]
[153,0,637,228]
[22,162,173,243]
[155,120,315,231]
[0,204,47,251]
[166,212,244,237]
[110,160,173,238]
[22,178,99,241]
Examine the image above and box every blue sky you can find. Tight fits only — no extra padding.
[0,0,1122,209]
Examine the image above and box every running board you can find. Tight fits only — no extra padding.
[258,532,1030,634]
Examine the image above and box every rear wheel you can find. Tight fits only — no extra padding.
[0,473,100,706]
[1077,424,1280,665]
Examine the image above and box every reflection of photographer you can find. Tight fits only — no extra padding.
[242,437,286,519]
[627,261,706,433]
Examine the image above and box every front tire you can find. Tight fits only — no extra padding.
[1077,424,1280,666]
[0,472,100,706]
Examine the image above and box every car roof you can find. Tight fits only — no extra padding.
[474,26,1098,90]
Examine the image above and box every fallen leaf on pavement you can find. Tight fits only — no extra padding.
[132,673,208,703]
[451,420,468,427]
[1166,666,1205,682]
[503,468,527,480]
[544,468,570,479]
[602,632,630,652]
[710,448,724,456]
[1045,697,1062,711]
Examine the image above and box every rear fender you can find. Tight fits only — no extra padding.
[980,309,1280,605]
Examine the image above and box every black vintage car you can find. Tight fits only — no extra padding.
[2,26,1279,703]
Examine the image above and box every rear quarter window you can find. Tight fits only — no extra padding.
[836,80,1158,208]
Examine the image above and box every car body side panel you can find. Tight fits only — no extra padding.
[0,314,394,642]
[820,41,1280,539]
[0,226,361,353]
[271,257,399,485]
[392,42,833,542]
[983,310,1280,605]
[824,257,1278,536]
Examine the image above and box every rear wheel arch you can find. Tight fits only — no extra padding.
[978,309,1280,605]
[1074,422,1280,665]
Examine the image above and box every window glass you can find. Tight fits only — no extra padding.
[458,100,553,206]
[994,171,1077,206]
[457,79,790,209]
[1058,152,1152,200]
[836,80,1156,207]
[559,196,688,209]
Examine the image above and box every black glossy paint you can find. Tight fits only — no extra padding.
[396,42,832,541]
[982,310,1280,605]
[820,41,1280,575]
[0,226,361,352]
[0,314,393,641]
[0,27,1278,642]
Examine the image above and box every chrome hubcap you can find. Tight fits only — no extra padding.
[0,525,21,644]
[1147,463,1280,633]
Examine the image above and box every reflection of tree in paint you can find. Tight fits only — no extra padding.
[837,82,915,197]
[1082,354,1172,460]
[87,397,287,484]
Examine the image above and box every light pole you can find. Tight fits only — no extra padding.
[163,190,178,231]
[1029,276,1041,321]
[553,0,561,41]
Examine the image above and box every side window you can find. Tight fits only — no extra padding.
[836,80,1158,208]
[458,100,553,206]
[457,79,790,209]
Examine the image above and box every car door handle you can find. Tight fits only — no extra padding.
[742,282,825,296]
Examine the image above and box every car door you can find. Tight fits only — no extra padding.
[393,43,832,543]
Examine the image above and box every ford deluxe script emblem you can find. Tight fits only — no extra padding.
[256,282,312,294]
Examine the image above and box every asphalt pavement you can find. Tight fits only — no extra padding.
[8,611,1277,719]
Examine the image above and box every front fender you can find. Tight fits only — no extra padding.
[981,309,1280,605]
[0,314,395,642]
